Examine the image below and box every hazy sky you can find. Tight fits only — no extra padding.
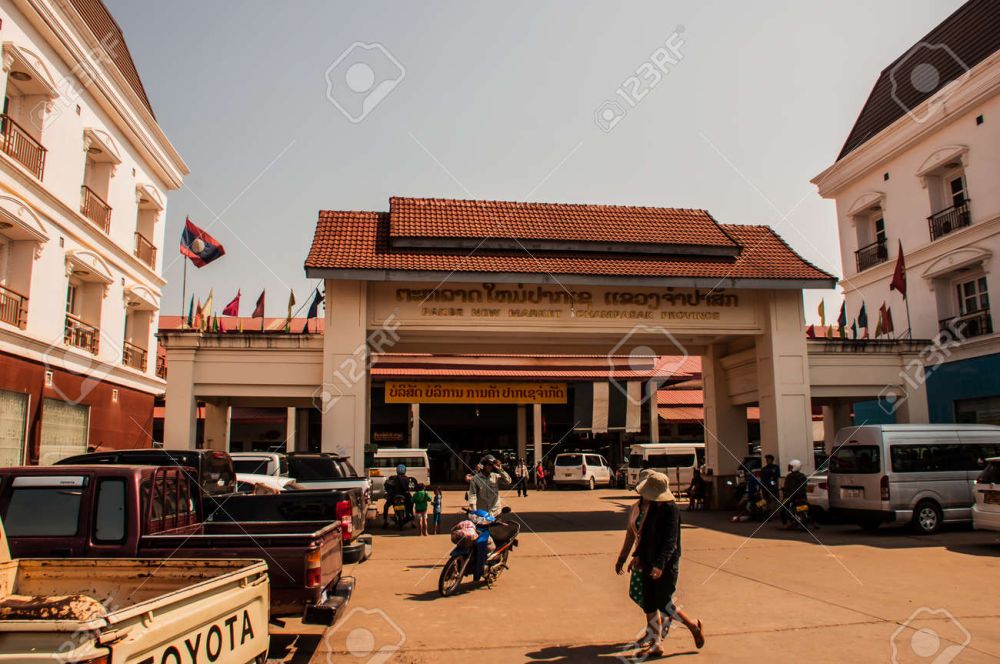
[104,0,965,321]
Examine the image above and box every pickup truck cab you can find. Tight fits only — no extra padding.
[0,465,353,625]
[0,516,271,663]
[57,448,237,496]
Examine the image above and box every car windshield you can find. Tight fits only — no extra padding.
[978,461,1000,484]
[287,456,347,480]
[830,445,882,474]
[628,453,644,468]
[556,454,583,466]
[337,460,360,477]
[233,459,270,475]
[4,487,83,536]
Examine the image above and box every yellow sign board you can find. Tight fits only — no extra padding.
[385,381,567,404]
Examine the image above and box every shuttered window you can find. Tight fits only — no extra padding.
[0,390,27,465]
[39,398,89,465]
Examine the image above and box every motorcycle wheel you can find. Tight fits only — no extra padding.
[439,555,469,597]
[489,549,510,584]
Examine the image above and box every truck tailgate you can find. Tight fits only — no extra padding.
[0,559,269,663]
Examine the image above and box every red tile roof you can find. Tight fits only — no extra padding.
[305,200,835,286]
[388,197,739,250]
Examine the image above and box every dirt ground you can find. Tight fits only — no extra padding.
[268,487,1000,663]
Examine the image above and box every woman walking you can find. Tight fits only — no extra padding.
[629,471,705,656]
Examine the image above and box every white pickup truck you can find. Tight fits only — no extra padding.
[0,518,270,663]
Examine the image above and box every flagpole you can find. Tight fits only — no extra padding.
[904,294,913,340]
[180,260,187,329]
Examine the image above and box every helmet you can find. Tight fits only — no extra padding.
[396,464,407,475]
[788,459,802,472]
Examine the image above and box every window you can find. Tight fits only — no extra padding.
[4,486,83,536]
[646,453,696,468]
[369,456,426,469]
[0,390,27,465]
[38,399,89,464]
[94,479,126,543]
[956,397,1000,425]
[0,44,56,180]
[830,445,881,474]
[854,208,889,271]
[874,217,886,244]
[555,454,583,466]
[948,174,967,208]
[957,276,989,315]
[79,129,120,233]
[890,444,978,473]
[289,455,351,479]
[979,461,1000,485]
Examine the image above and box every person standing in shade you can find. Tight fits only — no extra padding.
[514,458,530,497]
[760,454,781,507]
[629,471,705,657]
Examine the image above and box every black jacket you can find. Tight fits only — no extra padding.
[638,501,681,572]
[783,470,808,502]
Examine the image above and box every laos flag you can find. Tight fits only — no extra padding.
[180,217,225,267]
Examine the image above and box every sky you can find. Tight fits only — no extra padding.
[103,0,966,321]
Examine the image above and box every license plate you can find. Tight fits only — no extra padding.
[841,487,865,499]
[985,491,1000,505]
[796,503,810,513]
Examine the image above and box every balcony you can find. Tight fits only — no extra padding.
[855,238,889,272]
[64,313,99,354]
[0,284,28,329]
[134,232,157,269]
[156,354,167,379]
[122,341,147,371]
[0,114,46,179]
[81,186,112,233]
[940,308,993,340]
[928,200,971,241]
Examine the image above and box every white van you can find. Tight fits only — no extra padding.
[369,448,431,499]
[828,424,1000,534]
[552,452,612,489]
[627,443,706,491]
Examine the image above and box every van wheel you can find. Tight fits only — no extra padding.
[588,477,595,490]
[913,500,943,535]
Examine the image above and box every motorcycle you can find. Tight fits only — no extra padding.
[390,494,410,530]
[438,507,520,596]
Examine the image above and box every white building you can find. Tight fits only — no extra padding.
[0,0,187,464]
[813,0,1000,424]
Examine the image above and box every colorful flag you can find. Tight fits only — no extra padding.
[180,218,225,268]
[884,306,895,335]
[837,302,847,337]
[186,295,194,328]
[889,239,907,297]
[286,290,296,332]
[203,289,214,319]
[874,310,883,338]
[222,290,241,317]
[307,289,324,319]
[806,324,816,339]
[251,290,265,318]
[858,302,869,330]
[851,320,858,339]
[193,298,204,330]
[817,300,826,327]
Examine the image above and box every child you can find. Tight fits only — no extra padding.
[431,486,443,534]
[411,484,432,536]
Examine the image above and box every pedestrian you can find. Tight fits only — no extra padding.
[535,461,546,491]
[431,486,443,534]
[686,467,706,511]
[412,483,432,536]
[760,454,780,508]
[515,458,530,497]
[629,471,705,656]
[468,455,511,516]
[781,459,810,530]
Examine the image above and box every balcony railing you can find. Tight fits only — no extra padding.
[64,313,99,354]
[155,354,167,379]
[940,308,993,340]
[0,114,46,179]
[122,341,147,371]
[0,284,28,329]
[928,200,971,241]
[855,238,889,272]
[81,185,111,233]
[134,232,157,269]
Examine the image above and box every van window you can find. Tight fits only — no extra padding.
[371,456,426,468]
[585,455,602,466]
[233,459,270,475]
[890,444,977,473]
[556,454,583,466]
[646,453,696,468]
[94,479,126,543]
[979,461,1000,484]
[830,446,881,474]
[5,487,82,536]
[628,454,644,469]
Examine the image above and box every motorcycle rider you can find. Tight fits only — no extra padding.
[781,459,811,529]
[382,464,415,528]
[468,454,511,516]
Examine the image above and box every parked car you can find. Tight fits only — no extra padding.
[231,451,289,478]
[806,474,829,515]
[626,444,706,489]
[0,516,270,663]
[0,464,353,625]
[236,472,300,493]
[552,452,612,489]
[369,448,430,499]
[973,456,1000,534]
[57,448,237,496]
[828,424,1000,534]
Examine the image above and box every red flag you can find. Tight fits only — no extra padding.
[889,239,907,297]
[806,324,816,339]
[884,306,895,334]
[251,290,265,318]
[222,290,241,317]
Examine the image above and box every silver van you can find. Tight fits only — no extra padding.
[828,424,1000,534]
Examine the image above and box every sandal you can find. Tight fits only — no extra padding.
[690,619,705,649]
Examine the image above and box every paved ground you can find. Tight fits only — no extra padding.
[272,488,1000,663]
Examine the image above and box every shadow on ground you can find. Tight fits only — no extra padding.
[525,642,698,662]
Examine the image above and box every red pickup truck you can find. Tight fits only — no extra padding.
[0,465,353,625]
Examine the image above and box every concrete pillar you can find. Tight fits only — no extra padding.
[648,382,661,443]
[516,405,527,459]
[895,365,930,424]
[285,407,296,452]
[409,403,421,448]
[163,347,197,449]
[822,401,852,453]
[702,345,747,475]
[203,399,230,452]
[295,408,309,452]
[532,403,543,464]
[755,291,816,473]
[320,280,371,468]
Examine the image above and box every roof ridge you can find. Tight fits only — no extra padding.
[388,195,711,214]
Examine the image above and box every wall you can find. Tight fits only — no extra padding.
[925,352,1000,423]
